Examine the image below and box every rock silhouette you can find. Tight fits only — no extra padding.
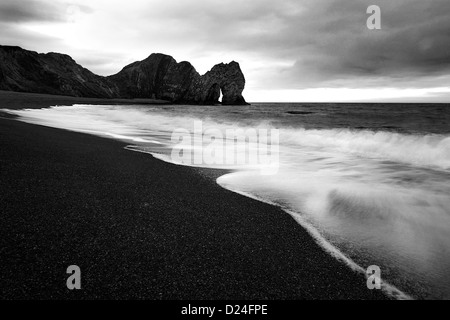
[0,46,117,98]
[0,46,248,105]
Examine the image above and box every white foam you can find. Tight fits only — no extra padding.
[281,127,450,170]
[216,174,413,300]
[3,104,450,299]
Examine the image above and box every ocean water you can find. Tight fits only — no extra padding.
[3,103,450,299]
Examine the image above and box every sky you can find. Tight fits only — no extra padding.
[1,0,450,102]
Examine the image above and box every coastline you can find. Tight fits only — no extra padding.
[0,92,389,299]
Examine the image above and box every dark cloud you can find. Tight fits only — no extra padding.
[0,0,92,23]
[139,0,450,89]
[282,0,450,87]
[0,0,94,65]
[278,0,450,88]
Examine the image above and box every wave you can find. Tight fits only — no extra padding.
[215,175,413,300]
[5,105,450,171]
[3,104,450,299]
[281,127,450,170]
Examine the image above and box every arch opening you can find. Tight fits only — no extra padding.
[218,88,223,103]
[205,83,221,105]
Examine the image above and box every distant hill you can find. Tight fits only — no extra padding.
[0,45,248,105]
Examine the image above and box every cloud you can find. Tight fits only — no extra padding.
[75,53,136,76]
[0,0,449,99]
[106,0,449,89]
[0,24,64,50]
[277,0,450,88]
[0,0,92,23]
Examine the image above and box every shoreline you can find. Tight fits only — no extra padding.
[126,148,410,300]
[0,90,169,110]
[216,179,411,300]
[0,92,390,299]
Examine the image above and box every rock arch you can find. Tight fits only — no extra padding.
[200,61,248,105]
[0,46,249,105]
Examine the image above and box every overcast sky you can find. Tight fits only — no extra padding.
[1,0,450,102]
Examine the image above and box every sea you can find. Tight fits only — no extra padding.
[3,102,450,300]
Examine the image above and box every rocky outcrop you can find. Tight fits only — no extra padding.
[108,53,248,105]
[0,45,248,105]
[108,53,199,102]
[197,62,247,105]
[0,46,118,98]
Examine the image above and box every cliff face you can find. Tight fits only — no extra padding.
[0,46,118,98]
[108,53,200,102]
[198,62,247,105]
[108,53,248,105]
[0,46,248,105]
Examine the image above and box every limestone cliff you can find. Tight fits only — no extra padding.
[197,61,247,105]
[0,46,118,98]
[108,53,248,105]
[0,46,249,105]
[108,53,199,102]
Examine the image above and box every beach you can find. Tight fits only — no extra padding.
[0,91,388,299]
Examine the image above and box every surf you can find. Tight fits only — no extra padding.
[2,103,450,299]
